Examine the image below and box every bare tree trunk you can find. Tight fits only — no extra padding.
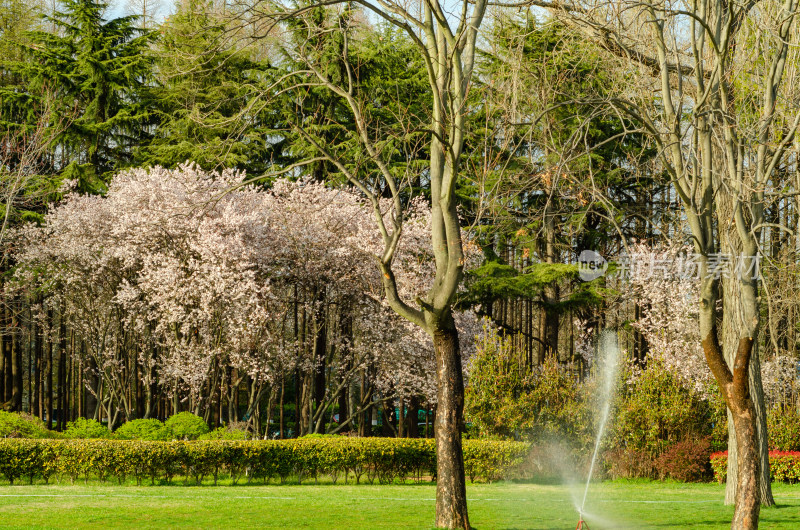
[300,372,311,435]
[398,396,405,438]
[46,310,53,429]
[312,286,326,411]
[57,317,66,430]
[337,378,348,434]
[540,209,559,359]
[358,370,371,437]
[433,324,469,530]
[279,376,285,439]
[11,303,22,411]
[726,361,761,529]
[703,329,761,529]
[720,210,774,508]
[34,325,42,418]
[1,304,10,406]
[723,295,774,507]
[86,356,98,420]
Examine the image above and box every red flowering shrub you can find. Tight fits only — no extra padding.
[770,451,800,483]
[710,451,727,483]
[710,450,800,483]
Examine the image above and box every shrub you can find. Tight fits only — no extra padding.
[63,418,110,439]
[710,451,727,483]
[654,437,712,482]
[612,360,713,458]
[605,447,657,480]
[768,406,800,451]
[198,425,248,441]
[165,412,209,440]
[711,450,800,484]
[463,439,528,482]
[0,437,528,485]
[770,451,800,482]
[465,332,590,446]
[114,419,168,441]
[0,412,53,439]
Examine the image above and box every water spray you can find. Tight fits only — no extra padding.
[575,330,620,530]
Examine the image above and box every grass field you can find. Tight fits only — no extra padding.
[0,480,798,529]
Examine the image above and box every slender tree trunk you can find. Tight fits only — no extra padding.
[432,323,469,530]
[358,370,371,437]
[27,312,33,414]
[57,318,66,430]
[300,373,311,435]
[337,378,348,434]
[294,368,301,438]
[540,210,559,359]
[398,396,405,438]
[312,286,327,411]
[45,349,53,428]
[11,304,22,412]
[348,378,358,434]
[337,302,351,433]
[86,356,98,420]
[1,303,10,406]
[34,325,41,418]
[279,376,285,439]
[45,310,53,429]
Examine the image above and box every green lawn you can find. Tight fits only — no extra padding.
[0,481,797,529]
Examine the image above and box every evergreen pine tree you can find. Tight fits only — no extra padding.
[1,0,152,190]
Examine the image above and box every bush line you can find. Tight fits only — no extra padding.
[0,438,528,486]
[710,451,800,484]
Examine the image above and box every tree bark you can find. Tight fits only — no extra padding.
[337,379,348,434]
[11,303,22,412]
[46,310,53,429]
[279,377,285,439]
[300,372,311,435]
[34,324,42,418]
[358,370,371,437]
[702,330,761,529]
[312,286,327,411]
[57,318,66,430]
[1,304,10,406]
[540,209,559,360]
[433,324,470,530]
[722,276,774,507]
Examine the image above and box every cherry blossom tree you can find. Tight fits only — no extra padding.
[14,164,481,439]
[620,242,711,394]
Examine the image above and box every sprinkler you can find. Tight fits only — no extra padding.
[574,511,590,530]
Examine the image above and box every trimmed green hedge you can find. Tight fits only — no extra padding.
[0,438,528,486]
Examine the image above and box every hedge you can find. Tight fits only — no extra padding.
[710,451,800,484]
[0,438,528,486]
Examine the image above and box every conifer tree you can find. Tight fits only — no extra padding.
[136,0,273,173]
[1,0,151,189]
